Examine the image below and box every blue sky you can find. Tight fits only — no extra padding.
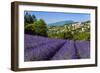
[24,11,90,24]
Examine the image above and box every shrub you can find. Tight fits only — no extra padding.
[24,24,35,35]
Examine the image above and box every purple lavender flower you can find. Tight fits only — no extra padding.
[51,40,78,60]
[75,40,90,59]
[24,35,66,61]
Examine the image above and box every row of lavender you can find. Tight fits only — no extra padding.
[24,34,90,61]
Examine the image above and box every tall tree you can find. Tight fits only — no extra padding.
[24,12,37,25]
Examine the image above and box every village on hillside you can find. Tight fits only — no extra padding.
[47,21,90,40]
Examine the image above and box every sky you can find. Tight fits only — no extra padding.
[24,11,90,24]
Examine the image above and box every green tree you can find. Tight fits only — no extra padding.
[34,19,48,37]
[64,31,73,39]
[73,32,90,40]
[24,12,37,25]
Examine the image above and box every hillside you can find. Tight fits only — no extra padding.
[47,21,90,40]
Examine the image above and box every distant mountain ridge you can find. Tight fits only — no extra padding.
[48,20,76,26]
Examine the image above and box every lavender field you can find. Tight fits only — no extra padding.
[24,34,90,61]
